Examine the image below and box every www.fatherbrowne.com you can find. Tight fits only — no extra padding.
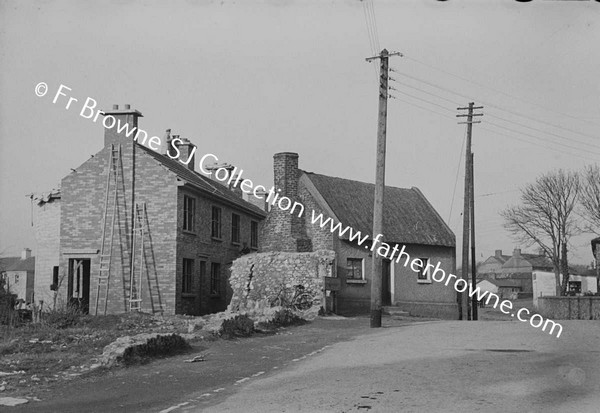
[309,210,563,338]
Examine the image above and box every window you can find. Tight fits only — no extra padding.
[250,221,259,249]
[231,213,240,244]
[51,266,59,290]
[210,262,221,296]
[346,258,363,280]
[211,206,222,239]
[182,259,194,294]
[416,258,431,283]
[183,195,196,232]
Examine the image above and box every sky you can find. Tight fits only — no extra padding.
[0,0,599,265]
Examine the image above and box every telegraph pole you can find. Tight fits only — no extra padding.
[457,102,483,320]
[470,152,477,320]
[365,48,401,328]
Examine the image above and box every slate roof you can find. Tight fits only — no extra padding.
[137,145,267,218]
[5,257,35,272]
[0,257,20,272]
[303,171,455,247]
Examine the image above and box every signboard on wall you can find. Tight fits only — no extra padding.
[324,277,341,291]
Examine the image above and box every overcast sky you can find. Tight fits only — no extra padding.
[1,0,598,264]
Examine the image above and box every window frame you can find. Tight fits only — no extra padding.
[346,258,364,281]
[416,257,432,284]
[182,258,194,295]
[211,206,222,240]
[210,262,221,296]
[231,213,241,245]
[250,220,259,249]
[182,195,196,233]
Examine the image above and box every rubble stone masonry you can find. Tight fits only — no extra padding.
[228,250,335,313]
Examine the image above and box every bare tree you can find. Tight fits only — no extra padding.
[501,169,580,296]
[580,164,600,234]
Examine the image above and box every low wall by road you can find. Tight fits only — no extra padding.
[228,250,335,313]
[537,296,600,320]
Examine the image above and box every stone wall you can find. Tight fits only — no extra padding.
[228,250,335,313]
[537,296,600,320]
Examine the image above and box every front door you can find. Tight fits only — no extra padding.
[382,259,392,306]
[68,259,91,314]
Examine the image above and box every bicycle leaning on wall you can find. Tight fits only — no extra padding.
[268,284,314,311]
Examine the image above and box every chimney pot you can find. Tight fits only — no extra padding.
[112,104,119,110]
[124,104,131,109]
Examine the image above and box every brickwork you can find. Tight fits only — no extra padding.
[228,250,335,312]
[261,153,311,252]
[175,188,264,315]
[33,198,61,307]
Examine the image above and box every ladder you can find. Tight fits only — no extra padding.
[129,203,146,312]
[94,144,122,316]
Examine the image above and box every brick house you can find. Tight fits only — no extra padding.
[45,105,266,316]
[261,152,458,318]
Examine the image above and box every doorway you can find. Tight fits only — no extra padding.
[382,259,392,306]
[68,259,91,314]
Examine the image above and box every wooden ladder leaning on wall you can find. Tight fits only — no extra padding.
[129,202,147,312]
[94,144,122,316]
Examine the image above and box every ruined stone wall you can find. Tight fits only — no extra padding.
[228,250,335,312]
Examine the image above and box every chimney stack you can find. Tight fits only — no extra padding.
[261,152,311,252]
[21,248,31,260]
[495,249,503,259]
[178,138,197,171]
[103,104,143,148]
[164,129,174,156]
[513,248,522,258]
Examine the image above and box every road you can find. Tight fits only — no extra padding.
[8,315,600,413]
[197,319,600,413]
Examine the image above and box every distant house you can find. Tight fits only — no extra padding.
[478,248,554,295]
[475,279,499,296]
[533,270,598,307]
[2,249,35,303]
[260,152,458,319]
[35,105,266,316]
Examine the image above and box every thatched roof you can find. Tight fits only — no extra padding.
[303,171,455,247]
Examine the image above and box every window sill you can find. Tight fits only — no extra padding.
[346,279,367,285]
[231,241,241,247]
[182,293,197,298]
[250,246,258,251]
[182,230,196,236]
[417,279,432,284]
[211,237,223,242]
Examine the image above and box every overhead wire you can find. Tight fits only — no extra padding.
[390,68,599,142]
[403,54,600,129]
[448,127,467,225]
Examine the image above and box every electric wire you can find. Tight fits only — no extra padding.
[403,55,600,128]
[391,68,599,142]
